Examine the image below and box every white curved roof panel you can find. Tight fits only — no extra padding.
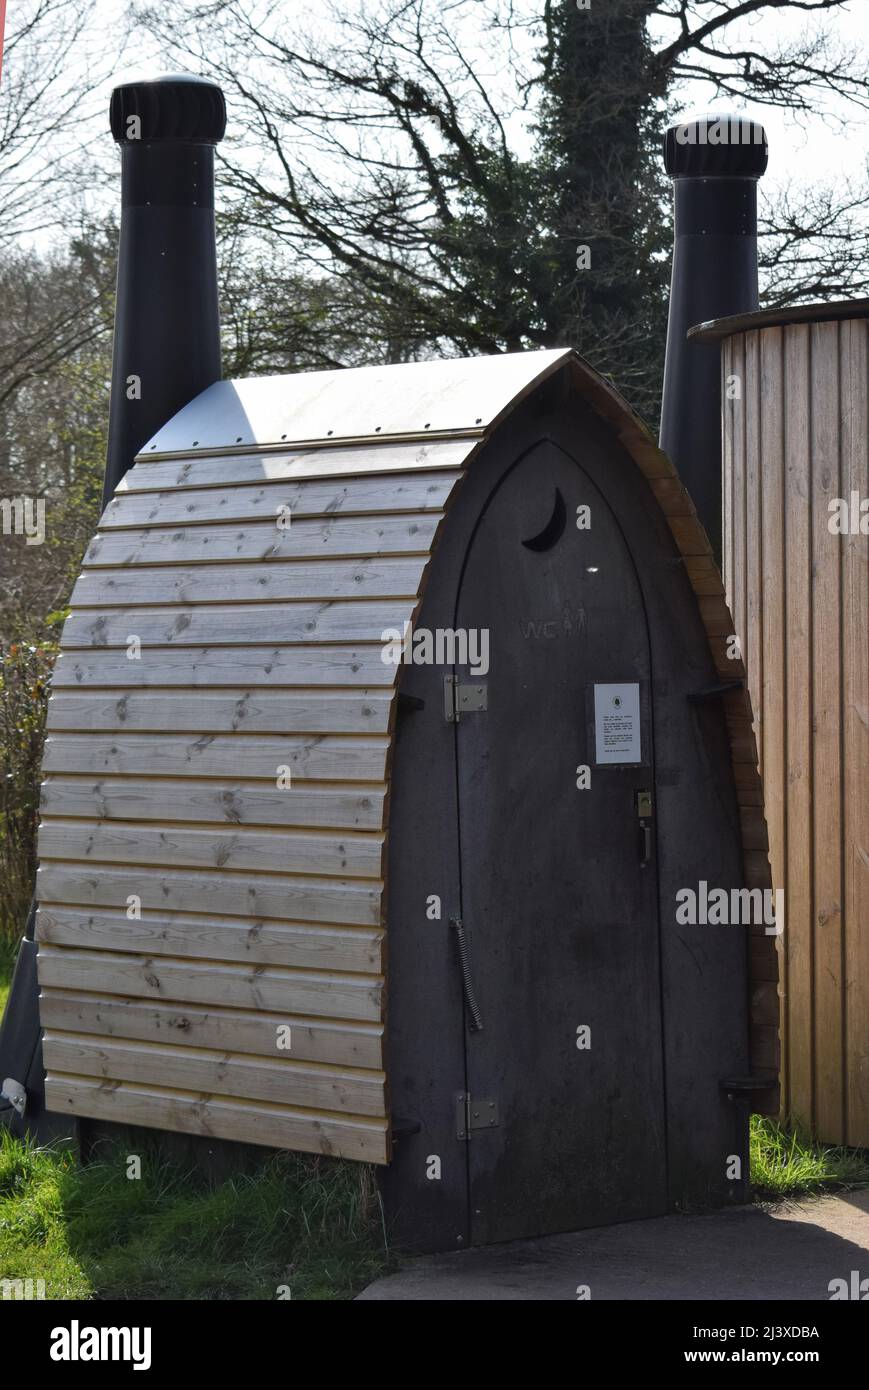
[140,348,572,457]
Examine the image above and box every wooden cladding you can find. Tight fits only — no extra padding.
[723,320,869,1145]
[36,350,781,1160]
[37,440,474,1163]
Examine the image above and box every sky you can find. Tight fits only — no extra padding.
[650,1,869,195]
[2,0,868,251]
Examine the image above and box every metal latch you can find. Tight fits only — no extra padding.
[443,675,488,722]
[636,789,653,867]
[456,1092,499,1140]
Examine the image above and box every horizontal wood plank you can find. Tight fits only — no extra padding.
[40,779,385,831]
[37,945,383,1020]
[38,818,385,881]
[43,1033,385,1116]
[42,733,389,781]
[122,439,470,490]
[44,1076,389,1161]
[51,646,398,688]
[103,471,460,528]
[62,600,416,649]
[46,691,394,736]
[37,863,382,926]
[83,513,442,568]
[69,558,428,607]
[38,991,383,1068]
[36,907,383,973]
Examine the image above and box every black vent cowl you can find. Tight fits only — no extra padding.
[664,112,767,179]
[110,75,226,145]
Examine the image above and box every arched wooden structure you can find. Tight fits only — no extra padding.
[34,349,778,1247]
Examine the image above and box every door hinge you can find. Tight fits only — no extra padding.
[455,1091,499,1140]
[443,675,488,723]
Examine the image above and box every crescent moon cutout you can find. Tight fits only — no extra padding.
[522,486,566,552]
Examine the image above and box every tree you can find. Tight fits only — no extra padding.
[216,230,416,376]
[0,228,116,642]
[136,0,869,424]
[0,0,127,247]
[0,232,114,417]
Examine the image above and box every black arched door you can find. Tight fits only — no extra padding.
[453,440,668,1244]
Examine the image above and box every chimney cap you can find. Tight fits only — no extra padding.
[664,110,768,179]
[110,74,226,145]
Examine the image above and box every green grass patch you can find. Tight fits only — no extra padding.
[0,1131,389,1300]
[751,1116,869,1200]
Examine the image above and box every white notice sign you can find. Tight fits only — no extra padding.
[594,682,642,764]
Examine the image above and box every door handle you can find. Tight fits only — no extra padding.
[636,789,653,868]
[450,916,484,1032]
[640,823,652,866]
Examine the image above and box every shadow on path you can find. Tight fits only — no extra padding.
[358,1195,869,1300]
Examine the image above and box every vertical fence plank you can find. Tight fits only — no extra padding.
[842,319,869,1144]
[783,324,814,1130]
[811,321,844,1142]
[759,327,787,1112]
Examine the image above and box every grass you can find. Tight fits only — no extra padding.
[750,1115,869,1199]
[0,952,390,1301]
[0,951,383,1302]
[0,1132,389,1300]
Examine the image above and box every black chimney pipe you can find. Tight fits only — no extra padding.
[103,75,226,506]
[659,112,767,562]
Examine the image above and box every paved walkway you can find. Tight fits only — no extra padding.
[358,1192,869,1300]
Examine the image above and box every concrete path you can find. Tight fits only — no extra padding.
[358,1192,869,1300]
